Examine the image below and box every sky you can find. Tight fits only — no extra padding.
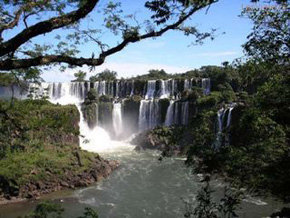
[4,0,256,82]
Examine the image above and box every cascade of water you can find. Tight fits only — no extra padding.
[202,78,211,95]
[130,80,134,96]
[181,101,189,125]
[52,82,62,99]
[145,80,156,99]
[159,80,171,99]
[138,100,160,131]
[226,106,234,128]
[115,81,119,98]
[171,79,178,99]
[93,82,99,95]
[215,104,236,149]
[138,100,147,131]
[113,102,123,137]
[184,79,192,91]
[99,81,106,95]
[217,108,226,132]
[107,82,113,96]
[165,100,175,126]
[173,101,179,125]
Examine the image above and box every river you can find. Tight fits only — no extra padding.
[0,143,286,218]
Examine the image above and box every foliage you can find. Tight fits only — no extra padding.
[73,70,87,82]
[184,177,242,218]
[78,207,99,218]
[24,201,64,218]
[86,89,98,102]
[0,99,101,198]
[90,69,117,82]
[23,201,99,218]
[133,69,169,80]
[241,3,289,64]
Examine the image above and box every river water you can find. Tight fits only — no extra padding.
[0,143,286,218]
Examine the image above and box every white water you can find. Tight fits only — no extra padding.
[165,100,175,126]
[184,79,192,91]
[145,80,156,99]
[181,101,189,125]
[202,78,211,95]
[159,80,171,99]
[138,100,160,131]
[28,82,133,154]
[112,103,123,137]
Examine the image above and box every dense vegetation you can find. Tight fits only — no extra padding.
[0,99,116,200]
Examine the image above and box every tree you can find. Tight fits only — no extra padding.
[73,70,87,82]
[90,69,117,82]
[0,0,218,72]
[241,2,289,64]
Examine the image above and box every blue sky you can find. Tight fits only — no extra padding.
[4,0,256,81]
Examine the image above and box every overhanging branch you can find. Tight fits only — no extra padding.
[0,0,218,71]
[0,55,104,71]
[0,0,99,57]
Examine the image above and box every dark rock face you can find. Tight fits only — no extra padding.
[132,126,187,156]
[82,103,98,128]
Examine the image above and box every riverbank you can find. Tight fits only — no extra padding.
[0,99,119,204]
[1,148,288,218]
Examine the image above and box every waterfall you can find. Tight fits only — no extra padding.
[217,108,226,132]
[217,104,235,132]
[184,79,192,91]
[130,80,134,96]
[226,106,234,128]
[171,79,178,99]
[93,82,99,95]
[215,104,235,149]
[115,81,119,98]
[173,102,179,125]
[165,100,175,126]
[202,78,211,95]
[99,81,106,95]
[113,102,123,137]
[159,80,171,99]
[138,100,160,131]
[181,101,189,125]
[145,80,156,99]
[21,78,213,152]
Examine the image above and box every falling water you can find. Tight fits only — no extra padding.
[159,80,171,99]
[184,79,192,91]
[113,102,123,137]
[202,78,211,95]
[99,81,106,95]
[217,108,226,133]
[226,105,235,128]
[138,100,160,131]
[181,101,189,125]
[173,102,180,125]
[165,100,175,126]
[145,80,156,99]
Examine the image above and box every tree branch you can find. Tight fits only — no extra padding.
[0,55,104,71]
[0,0,217,71]
[0,8,23,35]
[0,0,99,57]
